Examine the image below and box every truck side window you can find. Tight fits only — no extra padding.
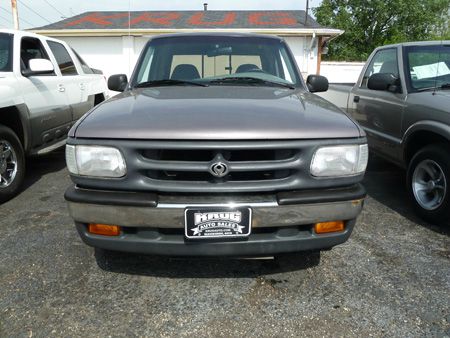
[406,45,450,90]
[361,49,398,88]
[47,41,78,76]
[20,37,50,71]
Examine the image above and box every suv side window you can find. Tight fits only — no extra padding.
[71,48,94,74]
[0,33,13,72]
[361,48,398,88]
[47,41,78,76]
[20,37,51,71]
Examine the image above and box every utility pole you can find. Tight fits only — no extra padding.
[11,0,19,30]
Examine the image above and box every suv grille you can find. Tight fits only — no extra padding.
[143,148,295,182]
[143,149,296,162]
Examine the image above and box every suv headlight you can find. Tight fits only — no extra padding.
[311,144,368,177]
[65,145,126,178]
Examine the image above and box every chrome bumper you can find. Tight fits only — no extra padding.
[66,197,364,229]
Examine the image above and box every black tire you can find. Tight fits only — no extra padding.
[0,125,25,203]
[407,144,450,225]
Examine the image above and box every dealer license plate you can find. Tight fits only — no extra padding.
[184,208,252,239]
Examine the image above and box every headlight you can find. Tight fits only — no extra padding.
[65,145,126,178]
[311,144,368,177]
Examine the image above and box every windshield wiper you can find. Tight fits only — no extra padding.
[416,83,450,92]
[135,79,208,88]
[208,77,295,89]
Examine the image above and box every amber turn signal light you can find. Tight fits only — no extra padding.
[88,223,121,236]
[315,221,344,234]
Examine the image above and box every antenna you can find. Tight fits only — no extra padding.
[128,0,132,76]
[128,0,131,35]
[433,39,444,95]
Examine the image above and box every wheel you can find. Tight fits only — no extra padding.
[407,144,450,225]
[0,125,25,203]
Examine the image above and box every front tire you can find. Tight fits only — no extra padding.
[0,125,25,203]
[407,144,450,225]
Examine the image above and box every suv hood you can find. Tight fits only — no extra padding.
[74,86,361,140]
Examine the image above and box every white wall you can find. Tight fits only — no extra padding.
[320,61,365,84]
[283,36,318,78]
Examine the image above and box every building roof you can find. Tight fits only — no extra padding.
[34,10,322,30]
[30,11,343,38]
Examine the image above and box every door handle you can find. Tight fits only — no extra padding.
[353,95,360,103]
[58,84,65,92]
[79,83,85,90]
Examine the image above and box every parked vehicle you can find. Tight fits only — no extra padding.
[0,29,108,202]
[319,41,450,224]
[64,33,368,257]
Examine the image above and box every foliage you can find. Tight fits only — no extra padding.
[314,0,450,61]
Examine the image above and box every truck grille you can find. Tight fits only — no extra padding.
[72,139,364,193]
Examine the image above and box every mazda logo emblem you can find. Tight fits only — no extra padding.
[210,162,229,178]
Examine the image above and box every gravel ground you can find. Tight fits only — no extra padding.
[0,150,449,337]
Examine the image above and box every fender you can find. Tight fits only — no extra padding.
[0,103,32,153]
[0,72,32,152]
[401,120,450,161]
[15,103,33,153]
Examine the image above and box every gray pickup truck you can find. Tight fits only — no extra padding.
[64,33,368,257]
[320,41,450,225]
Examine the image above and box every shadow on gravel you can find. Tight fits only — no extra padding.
[22,148,67,191]
[94,249,321,277]
[364,154,449,235]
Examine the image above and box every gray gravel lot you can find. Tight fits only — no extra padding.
[0,150,449,337]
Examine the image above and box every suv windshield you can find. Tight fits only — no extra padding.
[405,44,450,91]
[0,33,13,72]
[132,35,302,89]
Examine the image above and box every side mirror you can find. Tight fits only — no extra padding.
[23,59,54,77]
[108,74,128,92]
[307,75,329,93]
[368,73,400,92]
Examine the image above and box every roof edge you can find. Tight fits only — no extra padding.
[28,28,344,37]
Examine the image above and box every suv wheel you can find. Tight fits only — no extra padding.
[407,144,449,225]
[0,126,25,203]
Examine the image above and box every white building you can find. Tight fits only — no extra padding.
[31,10,343,81]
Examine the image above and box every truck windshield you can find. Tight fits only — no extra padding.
[405,44,450,91]
[132,35,302,89]
[0,33,13,72]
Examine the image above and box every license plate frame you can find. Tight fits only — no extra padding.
[184,207,252,240]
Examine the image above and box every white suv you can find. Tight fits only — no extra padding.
[0,29,108,202]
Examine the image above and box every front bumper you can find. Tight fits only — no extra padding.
[65,184,366,256]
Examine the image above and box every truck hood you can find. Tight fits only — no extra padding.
[74,86,361,140]
[433,89,450,101]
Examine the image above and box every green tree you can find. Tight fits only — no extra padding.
[314,0,450,61]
